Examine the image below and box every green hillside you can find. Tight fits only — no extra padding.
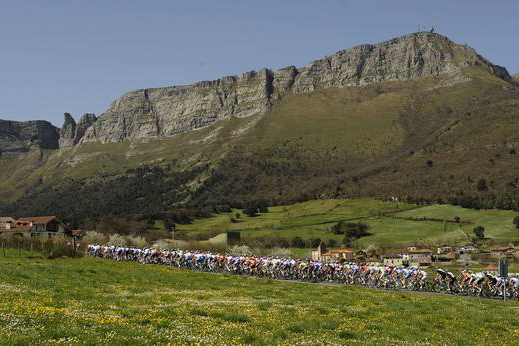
[1,252,518,345]
[176,198,519,247]
[2,65,519,227]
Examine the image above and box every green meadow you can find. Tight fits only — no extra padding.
[178,199,519,247]
[0,251,518,345]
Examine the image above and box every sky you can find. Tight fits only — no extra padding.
[1,0,517,127]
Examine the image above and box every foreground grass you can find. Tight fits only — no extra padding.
[1,253,519,345]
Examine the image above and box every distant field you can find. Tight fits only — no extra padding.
[178,198,519,247]
[0,252,518,345]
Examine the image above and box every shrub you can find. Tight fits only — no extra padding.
[473,226,485,239]
[229,245,252,256]
[476,179,488,191]
[513,216,519,229]
[83,231,107,245]
[44,239,82,259]
[243,207,259,217]
[327,239,338,248]
[107,234,128,247]
[290,236,306,248]
[125,235,148,248]
[270,247,292,258]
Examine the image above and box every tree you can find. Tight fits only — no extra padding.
[344,223,371,239]
[473,226,485,239]
[331,221,345,234]
[243,206,259,217]
[107,233,128,247]
[513,216,519,229]
[476,179,488,192]
[258,205,269,213]
[83,231,107,245]
[343,237,353,247]
[327,239,338,248]
[290,236,306,248]
[311,238,323,248]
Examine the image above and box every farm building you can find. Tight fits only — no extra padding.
[402,249,433,267]
[437,245,453,254]
[0,217,15,229]
[490,246,519,260]
[458,244,478,254]
[321,248,355,262]
[0,216,69,239]
[383,255,404,267]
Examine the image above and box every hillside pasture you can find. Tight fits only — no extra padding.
[178,199,519,247]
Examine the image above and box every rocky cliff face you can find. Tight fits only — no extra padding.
[58,112,97,148]
[74,113,97,145]
[80,32,512,144]
[59,113,76,148]
[0,120,59,157]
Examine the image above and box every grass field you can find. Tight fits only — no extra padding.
[1,251,518,345]
[178,199,519,247]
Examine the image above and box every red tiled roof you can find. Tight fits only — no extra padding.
[18,216,56,225]
[1,225,32,232]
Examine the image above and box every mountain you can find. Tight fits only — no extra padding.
[0,120,59,156]
[1,32,518,225]
[78,32,509,144]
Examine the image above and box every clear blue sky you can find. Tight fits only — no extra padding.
[1,0,517,127]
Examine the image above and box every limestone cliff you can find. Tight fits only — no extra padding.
[58,112,97,148]
[0,119,59,157]
[79,32,511,144]
[74,113,97,145]
[59,113,76,148]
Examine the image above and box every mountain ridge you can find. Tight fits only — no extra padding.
[0,32,511,148]
[78,32,512,144]
[1,32,518,225]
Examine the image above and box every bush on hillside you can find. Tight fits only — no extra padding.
[290,236,306,248]
[513,216,519,229]
[229,245,252,256]
[270,247,292,258]
[473,226,485,239]
[83,231,107,245]
[125,235,148,248]
[107,234,128,247]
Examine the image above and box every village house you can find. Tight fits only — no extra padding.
[437,245,453,254]
[383,255,404,267]
[435,251,457,263]
[490,246,518,260]
[458,244,478,254]
[0,216,69,239]
[402,249,433,267]
[321,248,355,262]
[457,243,479,262]
[0,217,16,230]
